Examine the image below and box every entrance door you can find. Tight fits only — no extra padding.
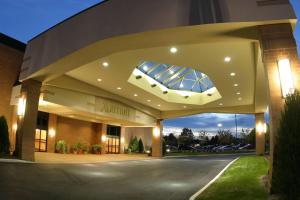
[106,125,121,154]
[35,129,47,152]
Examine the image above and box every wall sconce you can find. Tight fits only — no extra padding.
[153,127,160,138]
[278,58,294,98]
[17,97,26,116]
[101,135,107,142]
[121,137,125,143]
[12,123,17,132]
[49,128,56,138]
[256,122,267,134]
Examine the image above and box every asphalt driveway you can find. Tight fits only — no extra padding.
[0,154,238,200]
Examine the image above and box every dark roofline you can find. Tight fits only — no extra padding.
[0,33,26,52]
[28,0,109,42]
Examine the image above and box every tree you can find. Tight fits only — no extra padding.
[128,136,139,152]
[178,128,194,149]
[138,138,144,153]
[0,116,10,154]
[272,91,300,199]
[245,128,255,147]
[164,133,178,147]
[217,129,235,145]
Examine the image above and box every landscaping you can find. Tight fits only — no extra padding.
[196,156,269,200]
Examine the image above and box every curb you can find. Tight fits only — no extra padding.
[189,157,240,200]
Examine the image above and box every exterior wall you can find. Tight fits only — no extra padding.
[55,116,98,151]
[124,127,152,150]
[0,43,23,150]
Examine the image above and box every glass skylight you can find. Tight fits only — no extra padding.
[136,61,214,93]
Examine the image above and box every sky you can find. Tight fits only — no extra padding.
[0,0,299,136]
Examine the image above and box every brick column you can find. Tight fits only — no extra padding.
[258,23,300,181]
[120,126,125,153]
[97,123,107,154]
[15,79,41,161]
[255,113,265,155]
[152,120,163,157]
[47,113,57,153]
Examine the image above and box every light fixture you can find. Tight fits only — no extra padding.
[170,47,178,54]
[143,65,148,71]
[219,103,223,106]
[230,72,236,76]
[121,137,125,143]
[179,83,184,88]
[101,135,107,142]
[217,123,222,127]
[238,97,242,101]
[277,58,295,98]
[147,99,151,102]
[236,92,241,95]
[117,87,122,90]
[183,105,187,108]
[102,62,109,67]
[153,127,160,138]
[12,123,17,132]
[256,122,267,134]
[17,97,26,116]
[49,128,56,138]
[97,78,102,82]
[224,57,231,62]
[134,93,138,97]
[169,70,174,74]
[234,84,238,87]
[157,104,161,107]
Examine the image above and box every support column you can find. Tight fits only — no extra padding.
[120,126,125,153]
[97,123,107,154]
[258,23,300,182]
[152,119,163,157]
[255,113,265,155]
[47,114,57,153]
[15,79,41,161]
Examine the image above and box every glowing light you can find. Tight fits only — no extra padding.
[97,78,102,82]
[256,122,266,134]
[121,137,125,143]
[49,128,56,137]
[12,124,17,132]
[170,47,178,54]
[143,65,148,71]
[238,97,242,101]
[179,83,184,88]
[117,87,122,90]
[166,149,170,153]
[217,123,222,127]
[224,57,231,62]
[101,135,107,142]
[278,59,294,97]
[134,94,138,97]
[17,97,26,116]
[147,99,151,102]
[236,92,241,95]
[153,127,160,138]
[230,72,236,76]
[219,103,223,106]
[102,62,109,67]
[234,84,238,87]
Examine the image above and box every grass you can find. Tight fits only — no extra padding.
[196,156,269,200]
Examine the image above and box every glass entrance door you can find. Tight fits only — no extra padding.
[35,129,47,152]
[105,125,121,154]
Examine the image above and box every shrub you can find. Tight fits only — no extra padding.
[0,116,10,154]
[128,136,139,152]
[92,144,102,154]
[138,138,144,153]
[55,140,67,154]
[272,91,300,199]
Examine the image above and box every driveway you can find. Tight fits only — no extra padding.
[0,154,238,200]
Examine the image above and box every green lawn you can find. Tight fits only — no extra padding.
[196,156,269,200]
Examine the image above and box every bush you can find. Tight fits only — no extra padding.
[272,91,300,199]
[56,140,67,154]
[138,138,144,153]
[0,116,10,154]
[128,136,139,152]
[92,144,102,154]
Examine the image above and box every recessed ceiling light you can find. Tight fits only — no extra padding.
[224,57,231,62]
[169,70,174,74]
[97,78,102,82]
[234,84,238,87]
[217,123,223,127]
[238,97,242,101]
[180,83,184,88]
[236,92,241,95]
[170,47,178,54]
[157,104,161,107]
[117,87,122,90]
[219,103,223,106]
[183,105,187,108]
[147,99,151,102]
[102,62,109,67]
[230,72,236,76]
[134,94,138,97]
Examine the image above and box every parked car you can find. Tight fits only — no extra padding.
[239,144,252,150]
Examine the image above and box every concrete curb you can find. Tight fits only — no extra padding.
[189,157,240,200]
[165,152,253,159]
[0,158,32,163]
